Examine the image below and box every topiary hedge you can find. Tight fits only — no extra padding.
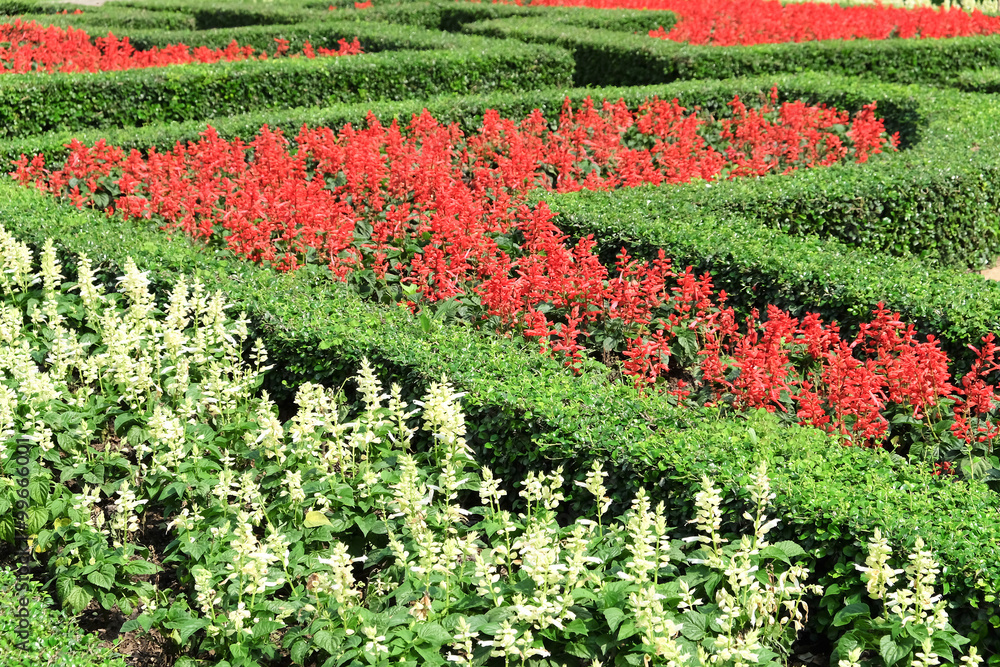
[462,17,1000,87]
[0,25,572,138]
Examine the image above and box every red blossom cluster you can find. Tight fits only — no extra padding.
[15,95,987,458]
[0,19,362,74]
[519,0,1000,45]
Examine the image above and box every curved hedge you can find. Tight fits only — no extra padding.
[462,17,1000,87]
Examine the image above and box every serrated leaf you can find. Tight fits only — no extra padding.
[312,629,338,654]
[124,558,159,576]
[291,640,311,664]
[164,614,209,644]
[304,511,332,528]
[680,611,708,641]
[64,585,92,614]
[87,569,115,591]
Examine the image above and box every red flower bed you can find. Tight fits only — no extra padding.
[17,95,992,466]
[519,0,1000,45]
[0,19,362,74]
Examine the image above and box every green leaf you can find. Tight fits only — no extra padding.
[164,612,209,644]
[603,607,625,632]
[680,611,708,641]
[86,569,115,591]
[881,635,914,667]
[291,640,311,665]
[833,602,871,627]
[304,511,332,528]
[759,540,806,564]
[416,621,451,645]
[64,585,92,614]
[312,629,339,654]
[124,558,159,576]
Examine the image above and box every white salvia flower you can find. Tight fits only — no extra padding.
[689,475,726,554]
[839,646,864,667]
[0,224,36,293]
[73,253,105,316]
[961,647,984,667]
[575,460,612,517]
[622,487,657,583]
[316,541,362,606]
[678,578,703,610]
[356,357,388,417]
[479,466,507,509]
[117,257,155,326]
[0,303,22,345]
[387,382,418,449]
[446,616,478,665]
[280,469,306,504]
[520,467,565,513]
[479,620,518,657]
[362,625,389,655]
[911,639,940,667]
[111,480,147,545]
[856,528,901,601]
[192,565,221,616]
[227,601,252,636]
[416,373,470,461]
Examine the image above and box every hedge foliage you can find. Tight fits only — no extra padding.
[13,8,199,31]
[7,72,1000,365]
[332,0,678,34]
[462,17,1000,87]
[0,24,572,137]
[3,180,1000,652]
[118,18,497,52]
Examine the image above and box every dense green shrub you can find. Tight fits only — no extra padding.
[119,18,495,52]
[14,8,198,31]
[7,72,1000,367]
[0,568,129,667]
[463,17,1000,87]
[2,180,1000,653]
[0,31,572,137]
[333,1,678,34]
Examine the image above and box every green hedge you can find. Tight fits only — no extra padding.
[462,17,1000,87]
[955,66,1000,92]
[118,18,494,52]
[330,1,677,34]
[3,179,1000,651]
[13,8,198,31]
[7,72,1000,361]
[0,28,572,138]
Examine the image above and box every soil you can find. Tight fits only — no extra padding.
[981,258,1000,281]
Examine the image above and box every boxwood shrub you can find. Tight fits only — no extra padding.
[0,27,572,137]
[462,17,1000,87]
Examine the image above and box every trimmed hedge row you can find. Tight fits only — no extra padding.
[7,73,1000,364]
[3,180,1000,651]
[330,1,678,34]
[12,8,199,31]
[0,26,572,138]
[118,18,497,52]
[955,66,1000,92]
[462,17,1000,87]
